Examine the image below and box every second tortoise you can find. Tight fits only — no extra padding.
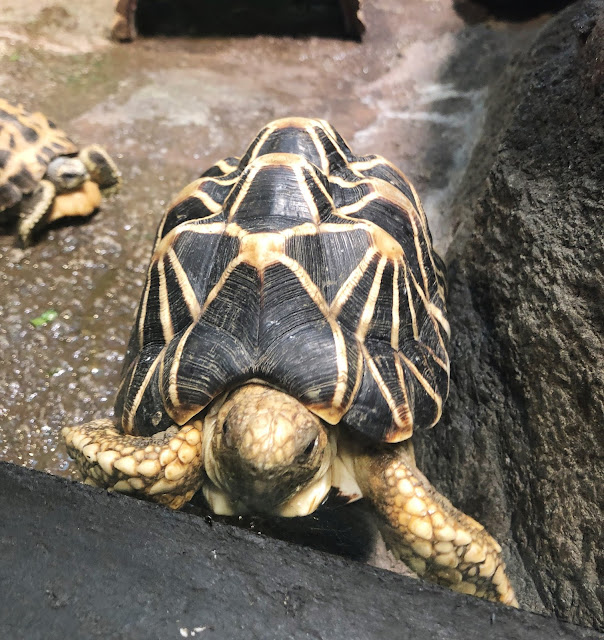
[0,99,120,245]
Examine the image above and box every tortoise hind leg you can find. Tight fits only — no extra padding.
[18,179,56,247]
[62,419,204,510]
[79,145,121,194]
[353,441,518,606]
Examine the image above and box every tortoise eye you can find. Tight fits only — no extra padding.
[303,436,319,457]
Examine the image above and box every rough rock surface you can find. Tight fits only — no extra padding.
[2,461,603,640]
[416,0,604,631]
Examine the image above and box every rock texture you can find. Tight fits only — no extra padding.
[416,0,604,631]
[2,461,603,640]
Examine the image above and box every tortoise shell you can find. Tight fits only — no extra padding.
[0,99,78,213]
[116,117,450,443]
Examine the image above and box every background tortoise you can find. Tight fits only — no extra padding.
[63,117,517,606]
[0,99,120,246]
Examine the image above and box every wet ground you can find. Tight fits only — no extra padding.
[1,0,543,566]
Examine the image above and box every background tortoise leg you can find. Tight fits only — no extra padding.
[18,179,56,247]
[79,145,121,194]
[353,441,518,606]
[62,419,204,509]
[111,0,137,41]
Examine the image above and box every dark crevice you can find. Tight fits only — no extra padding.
[135,0,360,39]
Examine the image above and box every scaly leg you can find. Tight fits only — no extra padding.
[79,145,121,194]
[62,419,204,509]
[18,179,55,246]
[353,441,518,606]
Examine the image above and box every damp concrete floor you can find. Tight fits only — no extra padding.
[0,0,544,567]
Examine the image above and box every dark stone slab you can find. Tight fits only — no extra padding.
[0,462,601,640]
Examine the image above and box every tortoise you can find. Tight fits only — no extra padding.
[0,99,120,246]
[62,117,517,606]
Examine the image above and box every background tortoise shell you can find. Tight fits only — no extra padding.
[116,117,450,443]
[0,99,78,213]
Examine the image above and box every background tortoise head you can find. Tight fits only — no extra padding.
[45,156,89,192]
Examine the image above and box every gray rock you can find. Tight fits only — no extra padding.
[416,0,604,631]
[1,461,602,640]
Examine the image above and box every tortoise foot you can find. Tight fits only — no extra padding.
[356,444,518,606]
[62,419,204,509]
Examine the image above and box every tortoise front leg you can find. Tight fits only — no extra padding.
[353,441,518,606]
[18,179,56,247]
[62,419,204,509]
[111,0,138,41]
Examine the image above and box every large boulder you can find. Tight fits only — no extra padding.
[416,0,604,631]
[2,461,602,639]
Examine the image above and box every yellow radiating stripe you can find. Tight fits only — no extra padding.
[391,260,400,351]
[328,174,373,188]
[355,256,387,343]
[331,248,378,316]
[214,157,240,174]
[167,254,246,422]
[409,209,430,297]
[246,126,274,164]
[393,353,412,432]
[168,321,196,422]
[399,352,442,427]
[347,156,387,175]
[157,256,174,343]
[123,348,164,434]
[227,163,259,222]
[194,187,225,214]
[200,254,245,314]
[167,248,202,321]
[408,272,450,364]
[304,163,337,211]
[401,259,419,340]
[320,120,352,167]
[293,164,321,224]
[137,269,153,350]
[282,222,319,239]
[277,254,349,416]
[337,190,379,216]
[428,302,451,340]
[361,343,410,434]
[342,343,365,417]
[153,220,226,258]
[316,221,365,233]
[307,125,330,174]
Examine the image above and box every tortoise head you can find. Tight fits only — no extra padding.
[202,383,334,517]
[46,156,89,192]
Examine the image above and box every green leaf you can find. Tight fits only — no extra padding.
[30,309,59,327]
